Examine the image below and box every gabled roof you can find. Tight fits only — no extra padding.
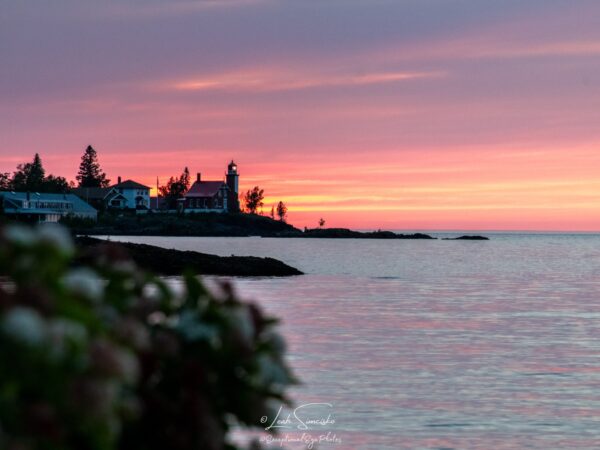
[0,191,97,214]
[185,181,227,198]
[105,191,126,201]
[72,187,114,200]
[112,180,150,190]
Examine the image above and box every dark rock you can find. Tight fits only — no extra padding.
[74,236,303,277]
[279,228,436,239]
[442,235,489,240]
[68,212,302,238]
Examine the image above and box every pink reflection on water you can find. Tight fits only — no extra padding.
[154,234,600,450]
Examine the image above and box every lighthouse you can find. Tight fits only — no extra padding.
[226,160,240,212]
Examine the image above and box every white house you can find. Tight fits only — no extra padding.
[72,186,127,210]
[112,177,151,209]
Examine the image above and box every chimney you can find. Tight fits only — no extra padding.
[118,176,122,184]
[196,172,201,183]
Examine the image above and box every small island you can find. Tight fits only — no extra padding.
[442,235,490,240]
[282,228,437,239]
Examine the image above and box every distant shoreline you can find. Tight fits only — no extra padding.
[85,231,490,241]
[68,211,489,240]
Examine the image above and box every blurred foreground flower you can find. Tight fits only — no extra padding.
[0,224,296,450]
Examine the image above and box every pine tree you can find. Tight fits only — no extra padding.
[7,154,70,193]
[29,153,45,186]
[180,167,190,191]
[11,153,46,192]
[76,145,110,188]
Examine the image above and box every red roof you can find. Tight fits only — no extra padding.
[185,181,226,198]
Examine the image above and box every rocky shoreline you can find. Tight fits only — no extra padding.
[72,231,488,277]
[75,236,303,277]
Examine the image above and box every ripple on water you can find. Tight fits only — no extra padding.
[111,234,600,449]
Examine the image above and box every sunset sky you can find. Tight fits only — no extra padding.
[2,0,600,230]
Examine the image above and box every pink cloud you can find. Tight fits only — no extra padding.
[170,68,442,93]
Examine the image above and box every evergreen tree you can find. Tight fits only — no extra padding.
[11,153,46,192]
[76,145,109,188]
[7,154,71,193]
[180,167,190,191]
[30,153,45,185]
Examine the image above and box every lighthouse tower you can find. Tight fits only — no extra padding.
[226,160,240,212]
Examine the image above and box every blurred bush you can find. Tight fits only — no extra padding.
[0,224,295,450]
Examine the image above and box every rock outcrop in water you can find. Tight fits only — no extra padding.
[75,236,303,276]
[442,235,489,240]
[280,228,436,239]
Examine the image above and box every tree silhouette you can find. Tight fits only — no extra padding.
[180,167,190,191]
[318,218,326,228]
[0,173,11,191]
[276,201,288,222]
[11,153,46,192]
[0,225,296,450]
[43,174,70,193]
[243,186,264,214]
[10,154,70,193]
[158,168,190,209]
[76,145,110,188]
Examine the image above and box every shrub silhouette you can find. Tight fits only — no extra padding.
[0,224,296,450]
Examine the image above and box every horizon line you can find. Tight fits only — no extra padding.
[353,228,600,234]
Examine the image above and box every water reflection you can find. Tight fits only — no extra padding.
[120,235,600,449]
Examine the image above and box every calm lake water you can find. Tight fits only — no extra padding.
[106,233,600,449]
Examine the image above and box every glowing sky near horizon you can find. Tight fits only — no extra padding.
[2,0,600,230]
